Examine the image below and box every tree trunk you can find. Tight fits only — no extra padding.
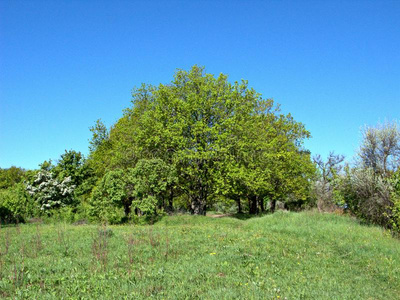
[249,195,258,214]
[191,195,206,215]
[124,197,132,216]
[168,188,174,212]
[270,199,277,213]
[134,207,142,216]
[259,197,264,213]
[190,161,207,215]
[236,197,242,214]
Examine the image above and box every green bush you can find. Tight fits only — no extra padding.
[41,203,89,224]
[390,195,400,235]
[388,171,400,235]
[88,159,177,223]
[0,183,38,223]
[88,175,127,224]
[130,159,176,216]
[333,168,400,235]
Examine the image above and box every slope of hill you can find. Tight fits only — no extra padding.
[1,211,399,299]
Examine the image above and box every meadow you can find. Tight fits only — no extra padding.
[0,211,399,299]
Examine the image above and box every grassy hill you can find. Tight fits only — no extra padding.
[1,211,399,299]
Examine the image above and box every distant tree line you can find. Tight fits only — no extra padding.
[0,66,399,235]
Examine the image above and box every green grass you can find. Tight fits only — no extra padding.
[0,211,399,299]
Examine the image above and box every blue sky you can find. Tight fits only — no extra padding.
[1,0,399,169]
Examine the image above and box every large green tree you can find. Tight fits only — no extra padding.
[89,66,314,215]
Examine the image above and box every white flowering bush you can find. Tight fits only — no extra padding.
[26,170,75,211]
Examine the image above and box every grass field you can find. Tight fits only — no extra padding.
[0,211,399,299]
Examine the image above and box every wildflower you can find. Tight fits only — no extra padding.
[210,252,216,255]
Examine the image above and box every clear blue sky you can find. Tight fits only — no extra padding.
[1,0,399,169]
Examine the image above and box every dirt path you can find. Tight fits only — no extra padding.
[207,213,233,218]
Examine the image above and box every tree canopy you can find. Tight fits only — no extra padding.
[88,66,315,217]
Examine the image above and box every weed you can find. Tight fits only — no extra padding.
[98,226,114,238]
[0,226,4,281]
[91,224,110,271]
[164,221,169,262]
[148,225,160,248]
[31,224,43,257]
[126,233,136,274]
[11,256,25,290]
[1,228,11,255]
[57,225,70,256]
[15,220,21,235]
[0,253,3,281]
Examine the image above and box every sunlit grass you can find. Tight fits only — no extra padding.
[0,211,399,299]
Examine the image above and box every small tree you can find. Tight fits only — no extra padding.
[130,159,177,216]
[336,121,400,232]
[26,170,75,211]
[0,183,37,223]
[89,169,129,224]
[358,121,400,176]
[312,152,345,211]
[89,159,176,222]
[54,150,95,198]
[0,166,25,190]
[346,168,393,227]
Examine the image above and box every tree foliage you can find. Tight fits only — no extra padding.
[0,166,25,189]
[88,66,314,215]
[0,183,36,223]
[1,66,318,223]
[89,169,128,224]
[130,158,177,215]
[54,150,95,197]
[358,121,400,176]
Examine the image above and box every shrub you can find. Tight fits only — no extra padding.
[88,198,125,224]
[311,180,336,212]
[334,167,400,233]
[311,152,345,212]
[88,172,128,224]
[26,170,75,211]
[387,171,400,235]
[130,159,177,216]
[44,204,89,224]
[390,194,400,235]
[88,159,177,223]
[0,183,37,223]
[348,169,392,227]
